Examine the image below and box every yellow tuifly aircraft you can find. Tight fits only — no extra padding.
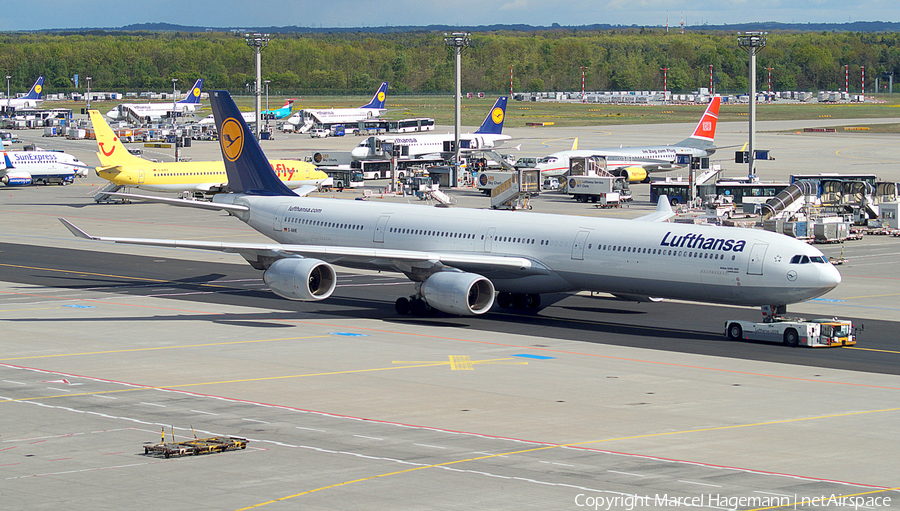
[89,110,330,196]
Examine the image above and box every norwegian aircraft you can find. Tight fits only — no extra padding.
[61,90,841,320]
[3,77,45,110]
[537,97,722,182]
[89,110,330,194]
[350,96,510,161]
[286,82,388,128]
[106,79,204,121]
[1,148,89,186]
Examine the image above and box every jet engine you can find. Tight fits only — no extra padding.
[263,257,337,301]
[420,272,495,315]
[619,166,648,183]
[0,171,32,186]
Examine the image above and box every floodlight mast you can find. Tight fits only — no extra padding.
[245,33,270,140]
[444,32,470,176]
[738,32,767,179]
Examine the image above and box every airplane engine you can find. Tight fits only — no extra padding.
[421,272,495,315]
[0,171,32,186]
[620,166,648,183]
[263,257,337,301]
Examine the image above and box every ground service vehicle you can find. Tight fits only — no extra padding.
[725,317,855,347]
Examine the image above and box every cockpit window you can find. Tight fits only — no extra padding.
[790,255,814,264]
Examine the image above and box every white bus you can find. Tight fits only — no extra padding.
[389,118,435,133]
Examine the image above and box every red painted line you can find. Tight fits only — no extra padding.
[0,463,21,467]
[0,446,18,452]
[29,440,47,445]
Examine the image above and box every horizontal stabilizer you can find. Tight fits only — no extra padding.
[634,195,675,222]
[103,192,250,212]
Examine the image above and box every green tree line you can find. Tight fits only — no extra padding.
[1,29,898,95]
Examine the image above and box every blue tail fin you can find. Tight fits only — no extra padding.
[209,90,295,196]
[23,77,44,100]
[360,82,388,109]
[475,97,508,135]
[177,79,204,105]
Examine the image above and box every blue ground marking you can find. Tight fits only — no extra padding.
[512,354,555,360]
[63,304,95,308]
[329,332,370,337]
[811,298,846,303]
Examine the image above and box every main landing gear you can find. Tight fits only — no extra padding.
[495,292,541,310]
[395,295,435,315]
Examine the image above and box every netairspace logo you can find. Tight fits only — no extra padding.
[574,493,892,510]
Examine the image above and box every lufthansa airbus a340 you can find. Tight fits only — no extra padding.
[61,91,841,318]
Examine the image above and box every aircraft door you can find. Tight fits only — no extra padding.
[138,171,144,184]
[484,227,496,252]
[571,230,590,260]
[747,243,768,275]
[273,204,289,232]
[374,215,390,243]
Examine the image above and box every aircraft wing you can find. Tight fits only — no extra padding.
[59,218,547,279]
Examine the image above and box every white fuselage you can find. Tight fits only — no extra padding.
[106,102,203,121]
[288,108,384,126]
[4,98,44,110]
[214,194,840,306]
[538,146,714,177]
[2,150,89,183]
[351,133,511,161]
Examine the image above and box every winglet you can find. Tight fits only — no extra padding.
[59,218,97,240]
[475,97,508,135]
[571,138,578,151]
[634,195,675,222]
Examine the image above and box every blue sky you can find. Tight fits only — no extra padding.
[2,0,898,31]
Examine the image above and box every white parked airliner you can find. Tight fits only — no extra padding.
[106,79,204,121]
[60,91,841,319]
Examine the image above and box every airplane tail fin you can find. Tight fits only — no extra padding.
[571,138,578,151]
[1,152,14,170]
[89,110,145,167]
[360,82,388,109]
[675,96,720,148]
[475,96,508,135]
[22,77,44,100]
[209,90,295,196]
[177,78,204,105]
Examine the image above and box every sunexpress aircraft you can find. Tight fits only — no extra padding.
[62,91,842,319]
[89,110,330,195]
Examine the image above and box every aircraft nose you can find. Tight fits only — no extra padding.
[820,263,842,290]
[350,148,366,160]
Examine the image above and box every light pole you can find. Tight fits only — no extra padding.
[86,76,92,110]
[444,31,470,182]
[245,33,270,140]
[738,31,767,179]
[171,78,178,121]
[5,75,10,108]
